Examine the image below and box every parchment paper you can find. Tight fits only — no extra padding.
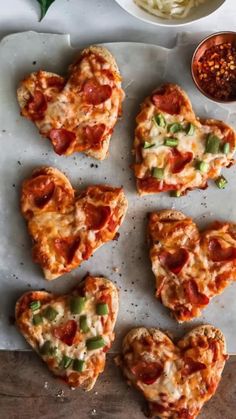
[0,32,235,352]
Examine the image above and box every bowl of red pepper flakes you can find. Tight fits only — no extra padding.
[191,32,236,103]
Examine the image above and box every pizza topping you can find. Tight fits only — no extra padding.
[168,122,183,133]
[30,300,41,311]
[164,137,179,147]
[170,149,193,174]
[131,360,163,385]
[143,141,155,149]
[31,179,55,209]
[54,320,77,346]
[80,315,90,333]
[49,129,76,155]
[222,142,230,154]
[27,90,47,120]
[208,238,236,262]
[47,76,65,90]
[33,314,43,325]
[185,123,195,136]
[170,190,181,197]
[184,280,209,306]
[153,113,166,128]
[159,248,189,274]
[152,168,165,180]
[60,355,73,369]
[205,134,220,154]
[83,123,106,148]
[85,203,111,230]
[215,175,228,189]
[73,359,85,372]
[40,340,56,356]
[196,160,209,173]
[83,78,112,105]
[43,306,58,321]
[151,89,183,115]
[182,357,206,376]
[54,238,81,264]
[137,178,176,193]
[86,336,105,350]
[96,303,109,315]
[70,296,86,314]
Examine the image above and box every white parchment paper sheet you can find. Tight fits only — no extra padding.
[0,32,235,352]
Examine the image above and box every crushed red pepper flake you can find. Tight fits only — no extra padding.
[196,42,236,101]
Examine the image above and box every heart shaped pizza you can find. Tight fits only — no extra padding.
[117,325,228,418]
[15,275,118,390]
[133,83,236,195]
[148,210,236,322]
[17,46,124,160]
[21,167,128,280]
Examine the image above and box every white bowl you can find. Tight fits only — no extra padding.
[115,0,226,27]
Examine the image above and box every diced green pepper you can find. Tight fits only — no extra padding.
[186,123,195,136]
[143,141,155,149]
[40,341,56,356]
[152,168,164,180]
[205,134,220,154]
[196,160,209,173]
[86,336,105,350]
[30,300,41,311]
[96,303,109,315]
[60,355,73,369]
[153,113,166,128]
[70,296,86,315]
[164,138,179,147]
[33,314,43,326]
[80,315,90,333]
[222,142,230,154]
[170,190,181,197]
[42,306,58,321]
[215,176,228,189]
[168,123,183,133]
[73,359,85,372]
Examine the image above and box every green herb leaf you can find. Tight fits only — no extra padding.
[37,0,56,21]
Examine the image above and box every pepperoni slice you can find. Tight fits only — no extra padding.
[182,357,206,376]
[83,78,112,105]
[49,129,76,155]
[170,149,193,174]
[184,280,209,306]
[27,177,55,208]
[53,320,77,346]
[137,178,177,193]
[131,361,163,385]
[46,76,65,90]
[208,340,219,363]
[54,237,81,263]
[83,124,106,148]
[159,248,189,275]
[85,204,111,230]
[151,87,184,115]
[208,238,236,262]
[27,90,47,120]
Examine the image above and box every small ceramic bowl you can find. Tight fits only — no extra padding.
[115,0,226,27]
[191,31,236,103]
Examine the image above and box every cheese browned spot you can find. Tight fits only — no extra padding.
[17,46,125,160]
[133,83,236,196]
[117,326,227,419]
[21,167,128,280]
[15,276,119,391]
[148,209,236,322]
